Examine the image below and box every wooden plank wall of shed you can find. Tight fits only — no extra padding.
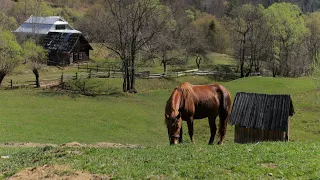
[234,119,290,143]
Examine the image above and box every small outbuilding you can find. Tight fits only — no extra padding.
[229,92,294,143]
[42,32,93,65]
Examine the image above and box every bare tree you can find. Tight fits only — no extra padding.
[227,4,268,77]
[147,32,184,74]
[96,0,172,92]
[22,40,47,87]
[145,8,191,74]
[227,4,257,77]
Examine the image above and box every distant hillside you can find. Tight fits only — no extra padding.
[4,0,319,21]
[163,0,320,16]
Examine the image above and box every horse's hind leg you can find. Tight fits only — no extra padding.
[218,113,228,145]
[208,115,217,145]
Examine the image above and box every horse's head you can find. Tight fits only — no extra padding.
[165,110,182,145]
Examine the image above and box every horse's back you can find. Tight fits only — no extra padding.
[189,84,224,119]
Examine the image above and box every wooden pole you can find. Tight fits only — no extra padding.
[10,79,13,89]
[60,72,64,89]
[61,72,64,83]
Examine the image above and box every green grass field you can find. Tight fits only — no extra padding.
[1,53,320,179]
[1,141,320,179]
[1,76,318,145]
[1,76,320,179]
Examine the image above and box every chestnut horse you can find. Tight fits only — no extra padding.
[165,82,231,145]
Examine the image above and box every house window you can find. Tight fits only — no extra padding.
[55,25,66,30]
[79,53,83,60]
[74,53,78,60]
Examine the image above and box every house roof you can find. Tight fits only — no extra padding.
[229,92,294,131]
[24,16,63,24]
[43,32,93,52]
[13,16,81,34]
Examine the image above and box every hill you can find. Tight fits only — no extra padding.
[1,141,320,179]
[0,75,320,178]
[0,76,318,146]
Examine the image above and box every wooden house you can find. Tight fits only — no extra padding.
[229,92,294,143]
[14,16,93,66]
[42,32,93,65]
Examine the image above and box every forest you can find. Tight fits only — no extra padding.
[0,0,320,92]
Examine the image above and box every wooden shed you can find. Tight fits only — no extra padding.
[229,92,294,143]
[42,32,93,66]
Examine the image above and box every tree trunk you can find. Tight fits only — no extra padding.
[0,73,6,88]
[163,61,167,75]
[272,61,276,77]
[241,35,246,78]
[129,57,137,93]
[196,56,201,69]
[126,66,130,91]
[285,49,290,77]
[32,69,40,88]
[161,55,167,75]
[122,59,128,92]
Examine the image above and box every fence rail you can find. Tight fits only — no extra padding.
[4,65,239,89]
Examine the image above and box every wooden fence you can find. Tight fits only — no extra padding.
[4,63,239,89]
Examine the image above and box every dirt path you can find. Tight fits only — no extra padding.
[7,165,112,180]
[1,142,143,179]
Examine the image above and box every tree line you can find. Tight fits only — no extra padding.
[0,0,320,93]
[77,0,320,92]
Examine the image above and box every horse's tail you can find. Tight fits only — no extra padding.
[217,85,232,143]
[218,85,232,121]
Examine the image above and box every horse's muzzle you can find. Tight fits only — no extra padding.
[170,135,180,145]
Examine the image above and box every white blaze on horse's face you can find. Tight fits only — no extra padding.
[165,111,182,145]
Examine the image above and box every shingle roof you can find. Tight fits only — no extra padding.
[43,32,81,52]
[229,92,294,131]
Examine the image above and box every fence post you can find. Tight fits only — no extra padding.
[96,65,99,72]
[89,69,92,78]
[75,72,78,80]
[10,79,13,89]
[61,72,64,82]
[60,72,65,89]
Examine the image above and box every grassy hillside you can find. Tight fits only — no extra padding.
[1,76,320,179]
[1,141,320,179]
[0,76,319,146]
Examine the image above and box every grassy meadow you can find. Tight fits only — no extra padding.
[1,53,320,178]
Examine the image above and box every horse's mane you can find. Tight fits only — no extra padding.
[165,82,197,123]
[176,82,197,114]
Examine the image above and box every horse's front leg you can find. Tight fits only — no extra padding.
[208,115,217,145]
[187,119,195,144]
[178,126,183,143]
